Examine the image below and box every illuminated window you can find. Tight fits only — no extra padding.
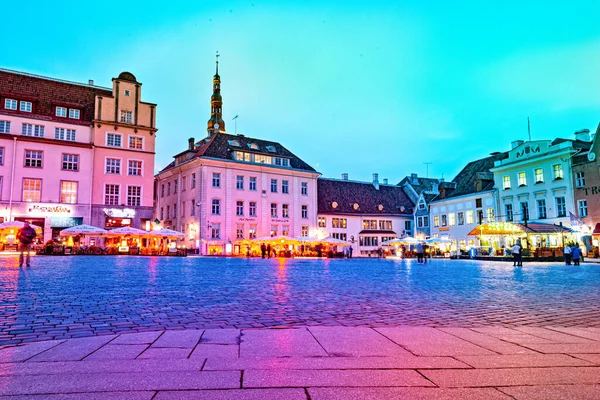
[535,168,543,183]
[448,213,456,226]
[486,208,495,222]
[553,164,563,180]
[59,181,78,204]
[503,175,511,189]
[466,210,474,224]
[23,178,41,202]
[104,184,120,205]
[270,225,277,237]
[282,204,289,218]
[282,225,289,236]
[301,225,308,237]
[249,224,257,239]
[129,136,143,149]
[318,217,326,227]
[518,172,527,186]
[433,215,439,227]
[236,224,244,239]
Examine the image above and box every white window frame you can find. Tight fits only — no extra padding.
[68,109,81,119]
[56,106,68,117]
[127,159,143,176]
[0,120,11,133]
[126,185,142,207]
[22,178,42,202]
[22,123,44,137]
[61,153,80,171]
[575,172,585,188]
[106,132,123,148]
[128,135,144,150]
[578,199,588,218]
[105,157,122,175]
[60,180,78,204]
[4,99,17,110]
[24,150,43,168]
[120,110,133,124]
[19,101,32,112]
[104,183,121,206]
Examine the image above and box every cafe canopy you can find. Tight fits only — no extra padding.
[468,222,573,236]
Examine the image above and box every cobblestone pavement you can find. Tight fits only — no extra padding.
[0,256,599,346]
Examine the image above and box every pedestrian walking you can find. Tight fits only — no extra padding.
[511,242,522,267]
[564,245,572,265]
[572,245,581,266]
[17,221,37,267]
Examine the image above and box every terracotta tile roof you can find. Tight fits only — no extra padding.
[317,178,414,215]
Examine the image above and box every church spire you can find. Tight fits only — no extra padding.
[207,51,225,135]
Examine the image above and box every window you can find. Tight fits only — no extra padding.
[182,176,187,191]
[0,147,3,165]
[236,224,244,239]
[475,198,483,208]
[362,220,377,229]
[503,175,511,190]
[248,143,260,150]
[128,160,142,176]
[124,89,130,97]
[318,217,326,227]
[271,203,277,217]
[249,224,257,239]
[556,196,566,217]
[24,150,42,168]
[477,210,484,224]
[23,178,41,202]
[173,204,177,218]
[404,220,412,233]
[520,201,529,221]
[448,213,456,226]
[55,128,76,141]
[576,172,585,188]
[282,204,289,218]
[191,173,196,189]
[282,180,289,194]
[537,199,547,219]
[167,182,171,196]
[301,182,308,195]
[0,120,10,133]
[4,99,17,110]
[236,175,244,190]
[578,199,588,218]
[271,225,278,237]
[505,203,513,222]
[106,133,122,147]
[56,106,67,117]
[332,232,347,241]
[105,158,121,174]
[161,184,164,197]
[332,218,347,228]
[62,154,79,171]
[282,225,290,236]
[190,199,195,216]
[359,236,378,246]
[417,216,429,228]
[518,172,527,186]
[120,110,133,123]
[487,208,495,222]
[249,201,257,217]
[270,179,277,193]
[129,136,143,149]
[236,201,244,216]
[249,177,257,191]
[59,181,77,204]
[19,101,32,112]
[379,220,393,230]
[301,205,308,219]
[535,168,544,183]
[441,215,447,227]
[181,202,186,217]
[166,206,170,219]
[301,225,308,237]
[212,173,221,188]
[211,223,221,239]
[22,123,44,137]
[160,207,164,220]
[69,109,80,119]
[104,184,120,205]
[127,186,141,207]
[211,199,221,215]
[553,164,563,180]
[466,210,474,224]
[418,202,426,210]
[432,215,439,227]
[457,212,464,225]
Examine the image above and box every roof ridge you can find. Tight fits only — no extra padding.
[0,68,112,91]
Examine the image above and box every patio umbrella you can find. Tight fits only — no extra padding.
[320,237,350,246]
[106,227,149,236]
[149,228,186,238]
[294,236,321,244]
[425,237,452,244]
[381,238,404,246]
[400,237,420,244]
[59,224,108,236]
[0,220,42,232]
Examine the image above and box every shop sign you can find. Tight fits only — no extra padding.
[28,204,72,215]
[439,227,449,231]
[51,217,83,228]
[237,217,256,222]
[271,218,290,223]
[580,186,600,196]
[104,208,136,218]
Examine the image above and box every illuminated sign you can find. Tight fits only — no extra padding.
[118,246,130,252]
[28,204,72,214]
[515,145,540,159]
[103,208,136,218]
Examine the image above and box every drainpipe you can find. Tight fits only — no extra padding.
[8,137,17,221]
[88,145,95,224]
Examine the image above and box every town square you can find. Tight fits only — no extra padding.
[1,0,600,398]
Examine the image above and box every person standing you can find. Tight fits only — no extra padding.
[571,245,581,266]
[266,243,272,259]
[17,221,37,267]
[511,242,521,267]
[415,242,424,264]
[423,243,429,264]
[348,246,353,258]
[564,245,572,265]
[260,243,266,259]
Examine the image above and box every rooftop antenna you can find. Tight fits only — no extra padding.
[424,162,433,178]
[232,114,239,134]
[527,117,531,142]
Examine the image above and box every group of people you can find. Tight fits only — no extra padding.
[259,243,277,259]
[563,244,583,266]
[414,242,429,264]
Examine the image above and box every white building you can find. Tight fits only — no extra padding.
[317,174,415,256]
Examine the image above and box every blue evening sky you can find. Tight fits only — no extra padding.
[3,1,598,182]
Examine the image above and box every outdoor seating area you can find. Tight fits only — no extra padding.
[235,236,350,258]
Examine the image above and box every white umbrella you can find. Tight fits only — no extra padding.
[149,228,186,238]
[321,237,350,246]
[0,220,42,231]
[59,224,108,236]
[106,226,149,236]
[381,238,404,246]
[400,237,420,244]
[425,237,452,244]
[295,236,321,243]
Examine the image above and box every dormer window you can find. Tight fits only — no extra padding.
[418,202,426,210]
[69,109,80,119]
[228,139,241,147]
[248,143,259,150]
[56,107,67,117]
[266,145,276,153]
[19,101,32,112]
[4,99,17,110]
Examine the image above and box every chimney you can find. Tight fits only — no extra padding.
[373,173,379,190]
[188,137,195,151]
[575,129,591,142]
[88,79,94,85]
[383,178,388,185]
[341,173,349,181]
[511,140,524,149]
[410,173,418,184]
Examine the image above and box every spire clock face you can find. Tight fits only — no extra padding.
[214,123,220,129]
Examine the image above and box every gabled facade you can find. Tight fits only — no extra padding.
[571,127,600,241]
[399,173,441,238]
[317,174,415,256]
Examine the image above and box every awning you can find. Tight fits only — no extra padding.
[358,230,396,235]
[593,223,600,235]
[468,222,573,236]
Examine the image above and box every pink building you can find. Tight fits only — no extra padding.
[155,59,320,254]
[0,69,157,244]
